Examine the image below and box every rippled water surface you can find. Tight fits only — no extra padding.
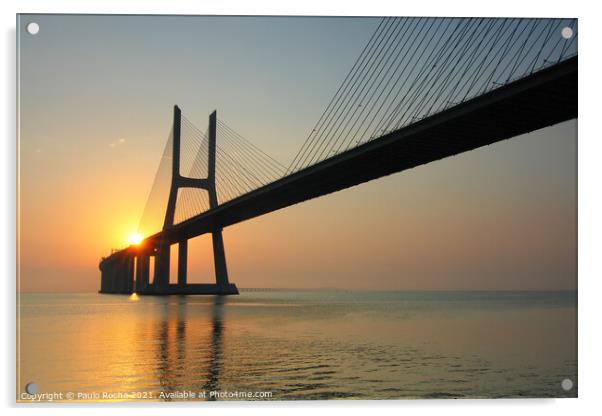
[17,290,577,401]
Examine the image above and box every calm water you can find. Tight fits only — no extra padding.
[17,290,577,401]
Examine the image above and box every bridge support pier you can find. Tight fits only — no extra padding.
[110,264,118,293]
[212,230,229,288]
[135,255,150,293]
[118,259,125,293]
[154,245,170,291]
[178,240,187,286]
[99,254,134,294]
[100,265,109,293]
[126,256,134,293]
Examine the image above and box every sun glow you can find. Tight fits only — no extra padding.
[127,232,143,245]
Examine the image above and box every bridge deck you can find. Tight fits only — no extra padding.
[106,56,577,257]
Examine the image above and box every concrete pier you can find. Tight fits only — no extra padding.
[154,245,170,292]
[135,255,150,293]
[178,240,187,286]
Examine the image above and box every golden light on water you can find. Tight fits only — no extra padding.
[127,232,143,245]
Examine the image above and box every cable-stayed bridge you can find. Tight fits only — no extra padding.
[99,17,578,295]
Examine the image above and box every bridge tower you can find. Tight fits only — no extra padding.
[152,105,238,295]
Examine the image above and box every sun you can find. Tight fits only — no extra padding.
[128,232,143,245]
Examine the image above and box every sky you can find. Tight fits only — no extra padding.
[17,15,577,292]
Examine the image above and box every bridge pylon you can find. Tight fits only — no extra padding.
[151,105,238,295]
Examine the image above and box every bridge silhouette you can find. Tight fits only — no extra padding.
[99,17,578,295]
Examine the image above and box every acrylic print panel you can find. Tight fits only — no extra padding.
[16,14,577,402]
